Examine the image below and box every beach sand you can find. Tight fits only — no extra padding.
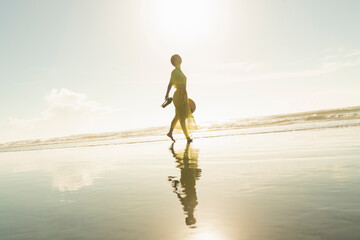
[0,126,360,240]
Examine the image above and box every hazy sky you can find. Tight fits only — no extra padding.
[1,0,359,142]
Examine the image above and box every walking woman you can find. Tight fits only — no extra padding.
[165,54,197,143]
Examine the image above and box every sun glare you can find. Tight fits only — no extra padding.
[153,0,215,41]
[194,231,224,240]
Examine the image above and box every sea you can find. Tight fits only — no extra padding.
[1,106,359,152]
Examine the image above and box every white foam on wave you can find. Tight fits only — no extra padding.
[1,106,359,152]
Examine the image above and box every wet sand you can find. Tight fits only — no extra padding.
[0,127,360,240]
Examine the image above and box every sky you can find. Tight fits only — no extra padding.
[0,0,359,142]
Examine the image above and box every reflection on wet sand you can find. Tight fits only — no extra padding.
[168,143,201,227]
[7,152,112,192]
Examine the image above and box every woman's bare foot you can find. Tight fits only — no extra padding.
[187,138,193,143]
[167,132,175,142]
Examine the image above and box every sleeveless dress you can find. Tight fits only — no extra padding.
[170,68,197,133]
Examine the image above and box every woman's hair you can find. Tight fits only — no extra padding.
[171,54,181,66]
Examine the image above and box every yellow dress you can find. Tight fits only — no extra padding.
[170,68,197,135]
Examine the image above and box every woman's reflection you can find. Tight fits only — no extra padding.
[168,143,202,227]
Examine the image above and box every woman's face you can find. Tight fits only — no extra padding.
[177,57,182,65]
[171,54,182,66]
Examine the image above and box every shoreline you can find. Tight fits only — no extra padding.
[1,124,359,153]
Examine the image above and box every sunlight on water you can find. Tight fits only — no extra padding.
[0,127,359,239]
[194,231,225,240]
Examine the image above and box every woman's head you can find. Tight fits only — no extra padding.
[171,54,182,67]
[185,216,196,226]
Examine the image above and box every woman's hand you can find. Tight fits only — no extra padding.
[165,94,169,100]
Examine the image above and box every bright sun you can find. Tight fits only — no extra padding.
[153,0,216,41]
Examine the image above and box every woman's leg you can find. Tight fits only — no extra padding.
[167,114,178,142]
[169,114,179,134]
[179,118,191,141]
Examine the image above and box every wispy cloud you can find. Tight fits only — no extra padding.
[216,48,360,82]
[217,61,264,72]
[344,51,360,57]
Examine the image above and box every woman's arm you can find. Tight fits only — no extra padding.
[165,83,172,100]
[165,71,175,100]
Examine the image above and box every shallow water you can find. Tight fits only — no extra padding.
[0,127,360,240]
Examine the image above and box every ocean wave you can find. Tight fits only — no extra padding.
[1,106,359,152]
[204,106,360,130]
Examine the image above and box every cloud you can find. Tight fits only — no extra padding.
[321,55,337,61]
[1,88,117,142]
[42,88,112,120]
[216,48,360,83]
[247,56,360,82]
[344,51,360,58]
[217,61,264,72]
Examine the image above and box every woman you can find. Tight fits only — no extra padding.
[165,54,197,143]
